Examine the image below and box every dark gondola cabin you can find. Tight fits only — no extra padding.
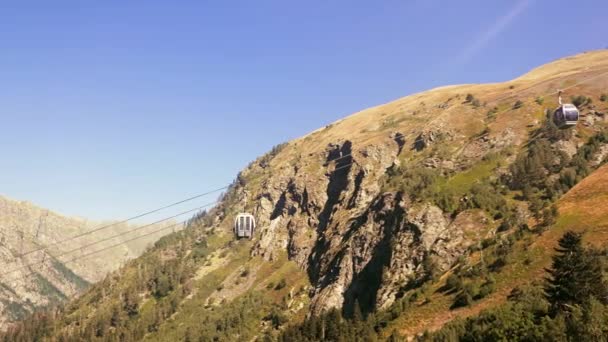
[234,213,256,239]
[553,104,579,128]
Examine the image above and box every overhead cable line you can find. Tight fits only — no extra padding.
[2,201,218,279]
[1,219,190,283]
[19,186,229,258]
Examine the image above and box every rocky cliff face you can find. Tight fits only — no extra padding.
[240,137,475,315]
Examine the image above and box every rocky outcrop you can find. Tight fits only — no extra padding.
[237,133,477,317]
[413,129,453,151]
[591,144,608,167]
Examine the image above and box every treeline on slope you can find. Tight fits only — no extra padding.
[278,306,380,342]
[384,151,510,219]
[277,225,532,341]
[510,111,608,222]
[277,230,608,342]
[420,231,608,341]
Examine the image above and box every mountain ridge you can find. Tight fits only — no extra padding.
[2,49,608,341]
[0,194,179,328]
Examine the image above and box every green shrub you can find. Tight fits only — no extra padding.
[540,205,559,228]
[191,245,209,260]
[266,308,288,329]
[275,278,287,290]
[535,96,544,105]
[423,254,441,281]
[445,274,462,292]
[571,95,592,107]
[486,107,498,120]
[481,237,497,249]
[513,100,524,109]
[385,165,441,201]
[600,94,607,102]
[464,94,481,108]
[489,256,508,272]
[477,277,496,299]
[451,288,473,309]
[467,182,508,217]
[153,274,172,298]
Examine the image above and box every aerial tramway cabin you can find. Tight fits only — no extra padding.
[552,90,580,128]
[553,103,580,128]
[234,213,256,239]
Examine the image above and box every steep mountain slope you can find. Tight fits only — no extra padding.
[381,161,608,338]
[0,196,176,327]
[408,163,608,341]
[2,50,608,341]
[238,49,608,317]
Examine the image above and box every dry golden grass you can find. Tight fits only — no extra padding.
[269,50,608,175]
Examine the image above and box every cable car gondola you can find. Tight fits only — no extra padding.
[234,213,256,239]
[553,90,580,128]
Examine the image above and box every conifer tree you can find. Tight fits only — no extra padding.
[545,231,607,314]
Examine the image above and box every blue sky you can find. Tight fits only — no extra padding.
[0,0,606,221]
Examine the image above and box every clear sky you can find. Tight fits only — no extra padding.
[0,0,606,221]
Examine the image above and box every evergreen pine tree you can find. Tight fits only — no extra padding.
[545,231,607,314]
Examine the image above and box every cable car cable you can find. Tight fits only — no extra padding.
[2,201,218,278]
[1,219,190,284]
[18,186,229,258]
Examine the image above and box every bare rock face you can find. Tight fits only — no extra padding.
[234,133,478,317]
[583,114,596,127]
[591,144,608,167]
[461,128,517,163]
[491,128,518,149]
[413,129,453,151]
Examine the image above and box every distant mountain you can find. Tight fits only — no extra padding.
[0,195,176,327]
[3,50,608,341]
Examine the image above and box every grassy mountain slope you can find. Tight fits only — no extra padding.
[381,162,608,338]
[2,50,608,341]
[412,163,608,341]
